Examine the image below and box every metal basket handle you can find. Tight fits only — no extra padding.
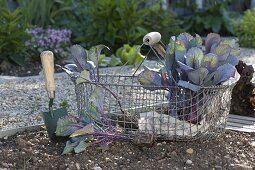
[132,32,163,76]
[143,32,161,46]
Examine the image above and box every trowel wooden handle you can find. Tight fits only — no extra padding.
[40,51,55,99]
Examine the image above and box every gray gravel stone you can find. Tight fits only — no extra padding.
[233,164,253,170]
[185,159,192,165]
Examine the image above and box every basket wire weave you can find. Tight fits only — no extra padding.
[75,74,235,141]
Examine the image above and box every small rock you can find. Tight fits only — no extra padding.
[233,164,253,170]
[3,136,8,140]
[16,137,27,147]
[167,150,177,157]
[158,159,165,163]
[250,141,255,147]
[26,140,34,146]
[234,159,240,164]
[32,156,38,163]
[186,159,192,165]
[224,155,230,159]
[157,143,162,146]
[162,141,166,145]
[171,151,177,155]
[186,148,194,154]
[214,165,222,169]
[92,166,102,170]
[39,138,49,145]
[240,153,246,158]
[105,157,110,161]
[75,163,81,170]
[1,163,9,168]
[22,147,33,154]
[8,117,17,122]
[59,164,67,169]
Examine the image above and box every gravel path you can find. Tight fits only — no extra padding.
[0,61,162,131]
[0,48,255,132]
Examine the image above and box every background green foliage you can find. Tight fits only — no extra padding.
[178,0,241,35]
[78,0,182,52]
[236,9,255,48]
[0,7,30,66]
[53,0,89,39]
[143,2,183,43]
[17,0,72,28]
[0,0,253,68]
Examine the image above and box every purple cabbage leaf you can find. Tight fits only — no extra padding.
[165,36,178,82]
[177,80,201,92]
[70,45,88,72]
[55,115,83,136]
[210,43,231,61]
[174,40,186,63]
[185,47,204,69]
[137,66,163,90]
[62,140,80,155]
[187,67,209,85]
[201,53,219,72]
[205,33,221,53]
[190,34,203,48]
[88,45,110,66]
[73,139,91,154]
[64,64,79,72]
[177,32,193,50]
[213,63,237,85]
[70,123,94,138]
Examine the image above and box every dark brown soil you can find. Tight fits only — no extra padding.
[0,129,254,170]
[0,62,64,77]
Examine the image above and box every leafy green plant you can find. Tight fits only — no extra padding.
[116,44,145,65]
[236,9,255,48]
[17,0,72,27]
[53,0,90,39]
[0,8,30,66]
[143,3,183,43]
[180,1,241,35]
[78,0,182,52]
[81,0,146,51]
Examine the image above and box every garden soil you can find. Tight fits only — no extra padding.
[0,129,254,170]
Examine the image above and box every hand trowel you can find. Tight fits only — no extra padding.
[40,51,68,142]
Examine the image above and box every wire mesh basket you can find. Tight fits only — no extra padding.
[72,31,240,141]
[75,74,235,141]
